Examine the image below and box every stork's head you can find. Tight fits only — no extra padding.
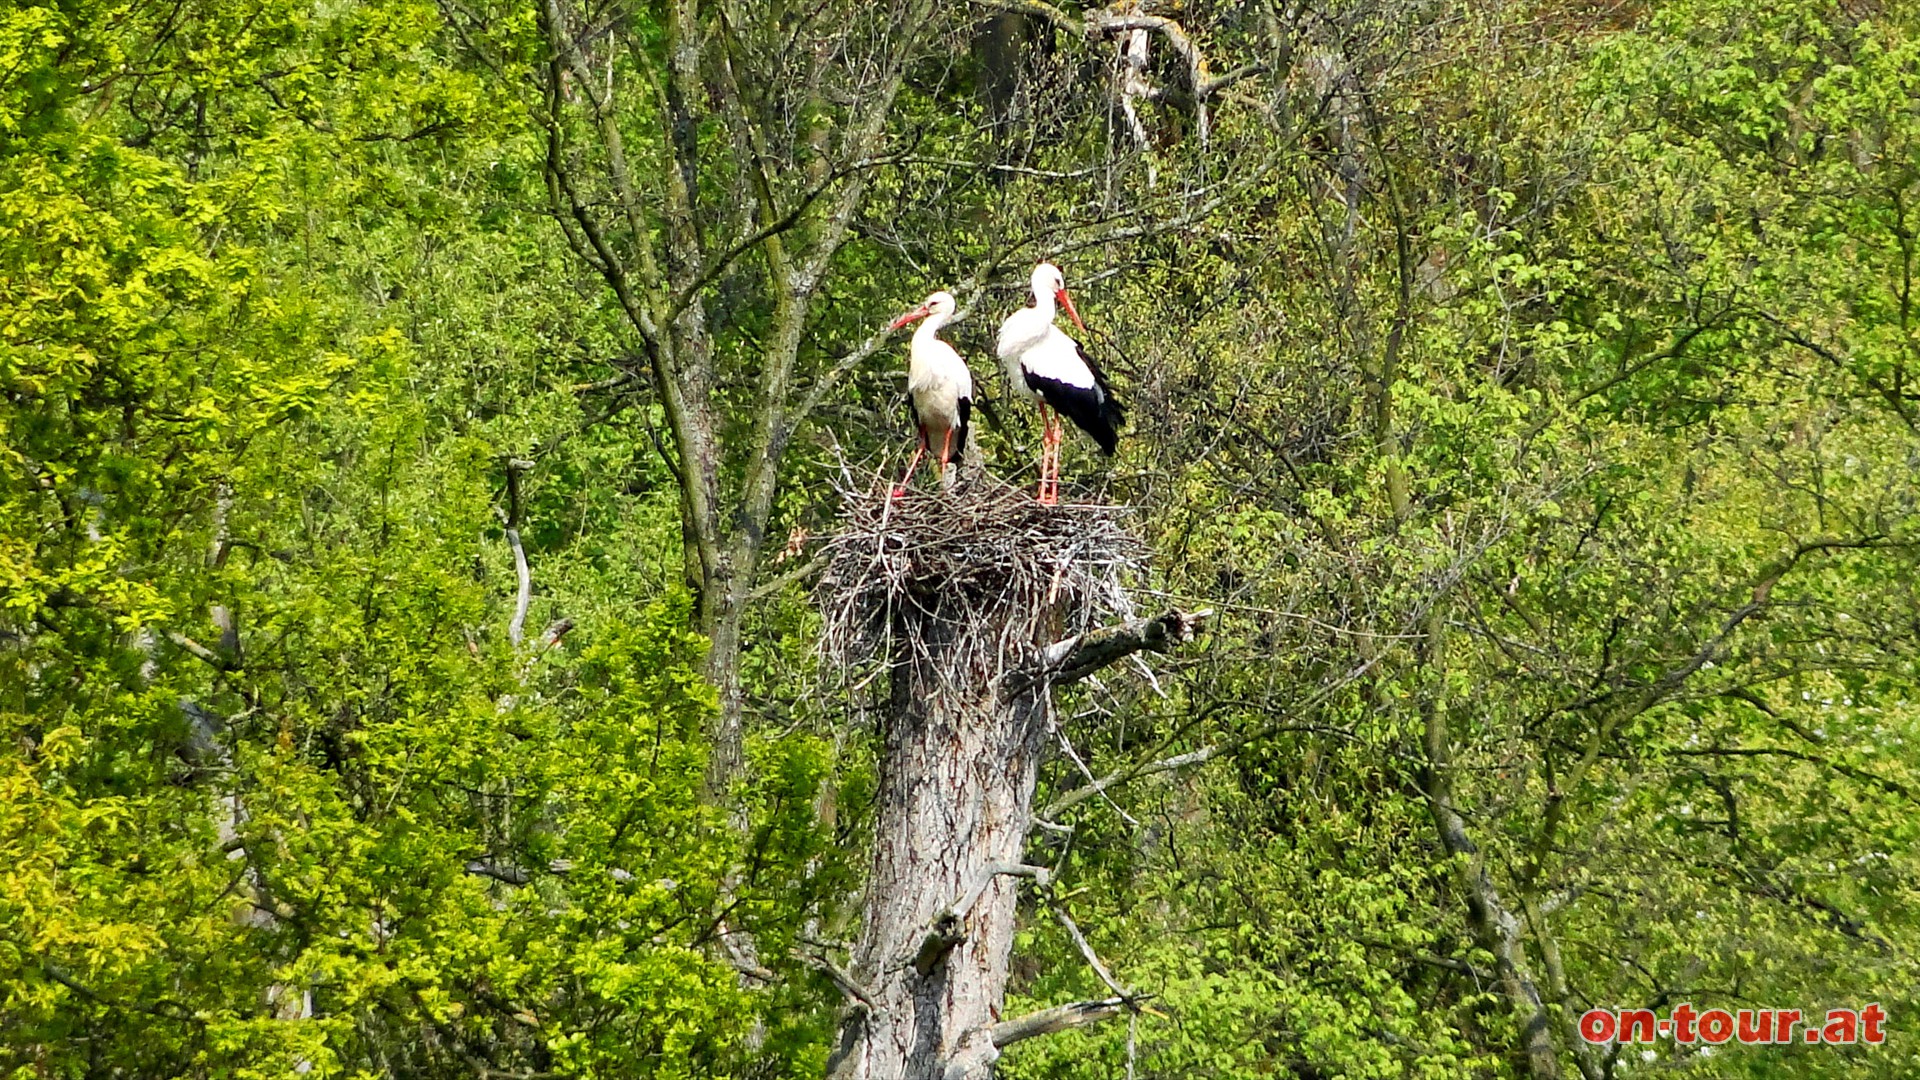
[889,290,956,329]
[1031,261,1086,334]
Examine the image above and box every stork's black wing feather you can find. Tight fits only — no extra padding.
[1073,341,1126,427]
[1025,367,1120,455]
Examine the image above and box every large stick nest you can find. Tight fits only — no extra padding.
[818,476,1145,688]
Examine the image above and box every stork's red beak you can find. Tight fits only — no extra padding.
[1055,288,1087,334]
[889,305,931,330]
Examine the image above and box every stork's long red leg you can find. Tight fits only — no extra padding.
[891,428,927,498]
[1050,417,1062,504]
[938,428,953,475]
[1053,415,1063,504]
[1035,404,1054,504]
[1036,405,1052,503]
[1044,409,1059,503]
[1038,410,1062,506]
[1041,421,1051,505]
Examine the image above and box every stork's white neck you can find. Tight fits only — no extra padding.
[1028,281,1056,319]
[913,309,954,346]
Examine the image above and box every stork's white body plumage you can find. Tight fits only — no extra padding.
[890,291,973,496]
[995,304,1054,401]
[907,313,973,457]
[996,263,1123,503]
[997,310,1100,394]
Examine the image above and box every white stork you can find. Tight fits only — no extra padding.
[996,262,1123,504]
[888,290,974,497]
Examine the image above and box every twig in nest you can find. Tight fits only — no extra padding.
[817,474,1145,692]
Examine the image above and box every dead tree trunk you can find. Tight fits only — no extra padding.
[820,484,1204,1080]
[834,623,1048,1079]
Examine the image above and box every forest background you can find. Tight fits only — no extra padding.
[5,0,1920,1076]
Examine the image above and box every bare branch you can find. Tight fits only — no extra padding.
[166,630,239,672]
[1538,534,1911,854]
[1757,309,1919,431]
[953,862,1051,923]
[542,0,661,292]
[504,526,531,646]
[39,958,203,1025]
[966,0,1262,141]
[1048,902,1134,1004]
[664,152,906,324]
[793,948,878,1012]
[1664,745,1913,799]
[991,997,1130,1048]
[208,478,239,664]
[464,860,532,886]
[1199,61,1271,98]
[1041,743,1221,818]
[1003,609,1210,696]
[908,863,1051,977]
[464,859,635,886]
[174,699,228,775]
[896,157,1104,179]
[1093,13,1208,142]
[746,548,832,603]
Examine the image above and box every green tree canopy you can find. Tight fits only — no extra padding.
[4,0,1919,1077]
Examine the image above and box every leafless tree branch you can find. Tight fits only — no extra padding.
[1003,609,1209,696]
[991,996,1130,1047]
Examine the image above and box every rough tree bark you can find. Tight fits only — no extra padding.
[829,609,1203,1080]
[830,625,1048,1079]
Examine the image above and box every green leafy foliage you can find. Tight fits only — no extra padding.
[5,0,1920,1076]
